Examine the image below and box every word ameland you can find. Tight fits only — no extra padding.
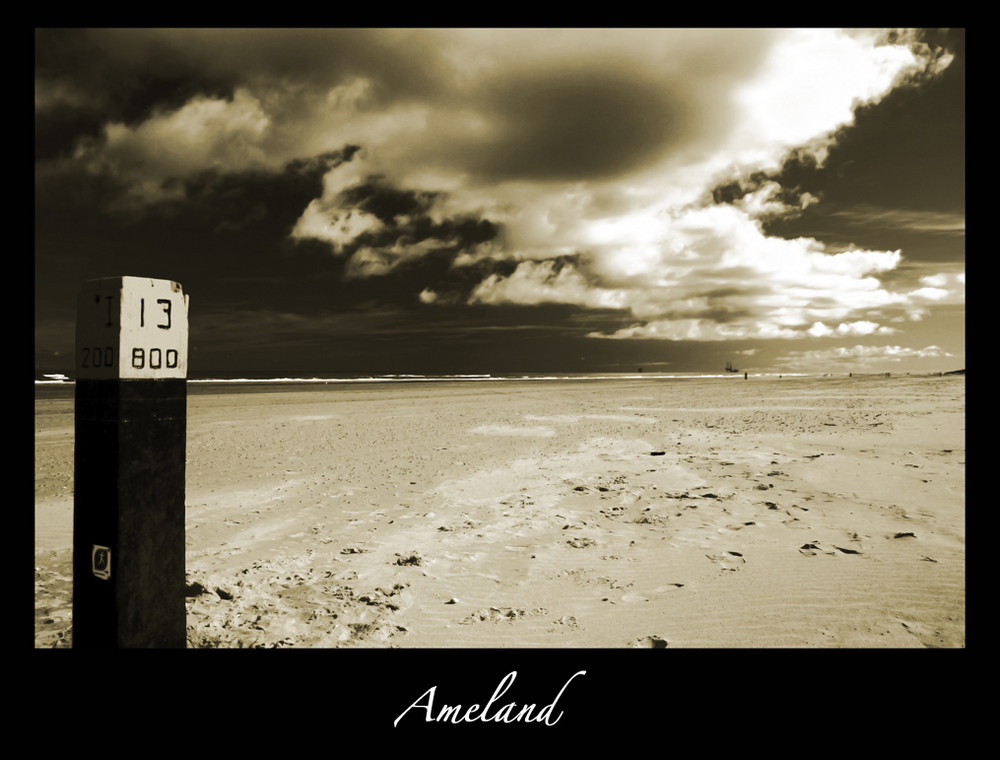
[393,670,586,727]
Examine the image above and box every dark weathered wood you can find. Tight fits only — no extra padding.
[73,379,187,647]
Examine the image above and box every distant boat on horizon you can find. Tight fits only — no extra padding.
[725,361,739,373]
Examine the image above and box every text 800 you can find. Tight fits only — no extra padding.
[131,347,179,370]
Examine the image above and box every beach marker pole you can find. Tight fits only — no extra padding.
[72,277,189,648]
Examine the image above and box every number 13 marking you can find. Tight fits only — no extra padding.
[140,298,172,330]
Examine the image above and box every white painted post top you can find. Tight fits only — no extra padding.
[76,276,189,380]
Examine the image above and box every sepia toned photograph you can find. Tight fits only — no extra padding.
[35,28,964,653]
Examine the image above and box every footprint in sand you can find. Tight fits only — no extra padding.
[631,635,669,648]
[705,550,745,570]
[893,617,950,647]
[653,583,685,592]
[549,615,580,631]
[720,521,757,532]
[798,542,826,556]
[834,545,863,555]
[459,606,548,625]
[620,592,650,603]
[798,542,862,556]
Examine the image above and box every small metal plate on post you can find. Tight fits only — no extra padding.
[92,545,111,580]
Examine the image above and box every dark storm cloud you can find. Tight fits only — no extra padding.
[34,28,453,172]
[338,179,501,251]
[289,163,505,287]
[34,28,447,114]
[338,177,440,226]
[34,145,359,344]
[35,145,353,257]
[470,65,687,182]
[177,150,356,234]
[35,29,236,161]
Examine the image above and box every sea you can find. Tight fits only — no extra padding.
[36,370,801,384]
[34,370,814,399]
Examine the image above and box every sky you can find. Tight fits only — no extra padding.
[35,28,965,378]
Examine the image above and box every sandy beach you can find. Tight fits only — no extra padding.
[34,373,965,649]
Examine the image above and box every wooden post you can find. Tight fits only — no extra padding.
[72,277,189,648]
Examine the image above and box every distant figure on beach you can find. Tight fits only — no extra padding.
[744,372,747,380]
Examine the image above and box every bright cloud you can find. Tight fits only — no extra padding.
[472,260,631,311]
[773,343,953,372]
[726,29,935,168]
[74,88,273,203]
[291,203,383,249]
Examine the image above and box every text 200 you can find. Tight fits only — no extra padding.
[81,346,115,368]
